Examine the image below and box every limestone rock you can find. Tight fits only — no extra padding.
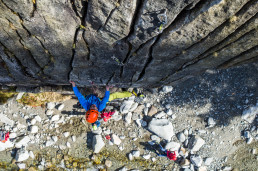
[165,142,180,151]
[124,112,132,124]
[58,104,65,110]
[46,102,55,110]
[148,118,174,140]
[15,149,30,162]
[0,140,14,151]
[92,135,105,153]
[190,155,203,167]
[188,135,205,152]
[15,136,30,148]
[111,134,121,145]
[120,98,135,114]
[242,104,258,123]
[177,132,186,142]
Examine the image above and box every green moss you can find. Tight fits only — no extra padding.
[0,88,17,104]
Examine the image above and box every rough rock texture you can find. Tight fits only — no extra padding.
[0,0,257,87]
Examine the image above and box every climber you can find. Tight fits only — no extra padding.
[153,142,177,161]
[70,81,110,124]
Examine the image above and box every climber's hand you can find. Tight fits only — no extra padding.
[70,81,76,87]
[106,85,113,91]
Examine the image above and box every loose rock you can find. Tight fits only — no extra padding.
[188,135,205,152]
[111,134,121,145]
[148,118,174,140]
[190,155,203,167]
[92,135,105,153]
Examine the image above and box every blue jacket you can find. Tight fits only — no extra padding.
[72,86,110,112]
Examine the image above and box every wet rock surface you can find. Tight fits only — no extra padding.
[0,0,257,87]
[0,63,257,170]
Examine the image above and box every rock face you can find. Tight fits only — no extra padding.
[0,0,257,87]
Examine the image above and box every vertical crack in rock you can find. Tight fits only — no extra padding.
[97,0,121,32]
[119,41,132,78]
[136,36,160,82]
[119,0,148,79]
[30,0,37,17]
[70,0,81,18]
[68,0,89,81]
[106,72,115,85]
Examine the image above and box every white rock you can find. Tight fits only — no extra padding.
[165,142,180,151]
[9,133,17,139]
[171,114,177,120]
[119,146,124,151]
[166,109,172,116]
[30,119,37,125]
[92,127,102,135]
[16,92,25,100]
[135,119,141,127]
[0,114,14,126]
[190,155,203,167]
[35,116,42,122]
[242,104,258,123]
[30,125,38,133]
[59,144,67,150]
[177,132,186,142]
[154,111,166,118]
[143,107,149,115]
[45,140,55,147]
[124,112,132,124]
[17,163,26,169]
[222,166,232,171]
[29,151,35,159]
[143,154,151,160]
[63,132,70,137]
[184,129,189,136]
[162,86,173,93]
[15,136,31,148]
[132,150,140,157]
[151,157,156,162]
[247,137,253,144]
[52,136,58,142]
[67,142,71,148]
[72,136,76,142]
[58,104,65,110]
[46,102,55,110]
[148,118,174,140]
[188,135,205,152]
[51,115,60,122]
[112,114,122,121]
[204,157,213,166]
[120,98,135,114]
[0,140,14,151]
[128,153,133,160]
[207,117,216,127]
[92,135,105,153]
[46,110,54,115]
[111,134,121,145]
[15,149,30,162]
[129,103,138,112]
[151,135,160,143]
